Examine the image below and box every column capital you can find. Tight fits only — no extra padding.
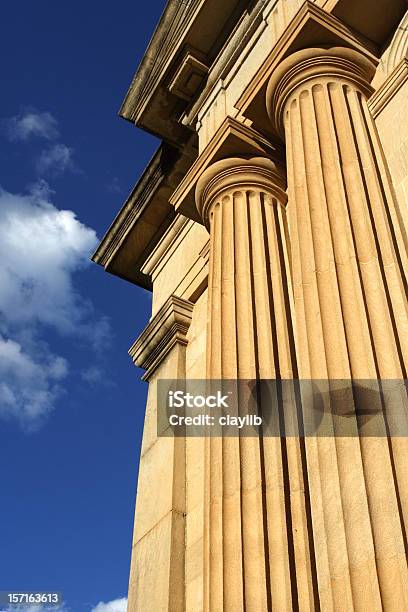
[195,156,287,229]
[266,46,377,137]
[170,116,284,223]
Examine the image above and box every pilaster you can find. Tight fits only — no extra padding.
[129,295,194,382]
[127,295,194,612]
[369,57,408,237]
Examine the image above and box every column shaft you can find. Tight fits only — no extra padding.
[196,157,318,611]
[267,47,408,611]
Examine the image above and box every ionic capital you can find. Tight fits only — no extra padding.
[195,156,287,229]
[266,46,377,137]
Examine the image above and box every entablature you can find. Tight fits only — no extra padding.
[120,0,405,148]
[95,0,407,291]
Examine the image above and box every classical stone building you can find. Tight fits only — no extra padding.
[93,0,408,609]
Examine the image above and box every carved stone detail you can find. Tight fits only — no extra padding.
[129,295,194,380]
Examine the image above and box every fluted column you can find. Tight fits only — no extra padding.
[267,47,408,611]
[195,157,318,611]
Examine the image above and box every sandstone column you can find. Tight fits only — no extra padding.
[195,157,318,611]
[267,47,408,611]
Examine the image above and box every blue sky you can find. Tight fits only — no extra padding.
[0,2,166,610]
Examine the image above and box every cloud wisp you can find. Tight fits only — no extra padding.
[0,335,68,430]
[3,110,59,142]
[0,181,109,430]
[36,143,75,176]
[91,597,128,612]
[3,109,77,177]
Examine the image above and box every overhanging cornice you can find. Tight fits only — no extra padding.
[119,0,249,146]
[92,142,196,289]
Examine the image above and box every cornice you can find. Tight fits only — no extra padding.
[119,0,405,143]
[92,142,196,290]
[170,116,284,222]
[96,0,406,289]
[369,58,408,119]
[92,145,172,269]
[129,295,194,380]
[120,0,203,124]
[119,0,250,146]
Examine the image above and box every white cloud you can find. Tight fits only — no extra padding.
[91,597,127,612]
[4,110,59,141]
[3,110,76,177]
[0,181,97,333]
[0,335,68,430]
[0,181,110,428]
[36,143,75,176]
